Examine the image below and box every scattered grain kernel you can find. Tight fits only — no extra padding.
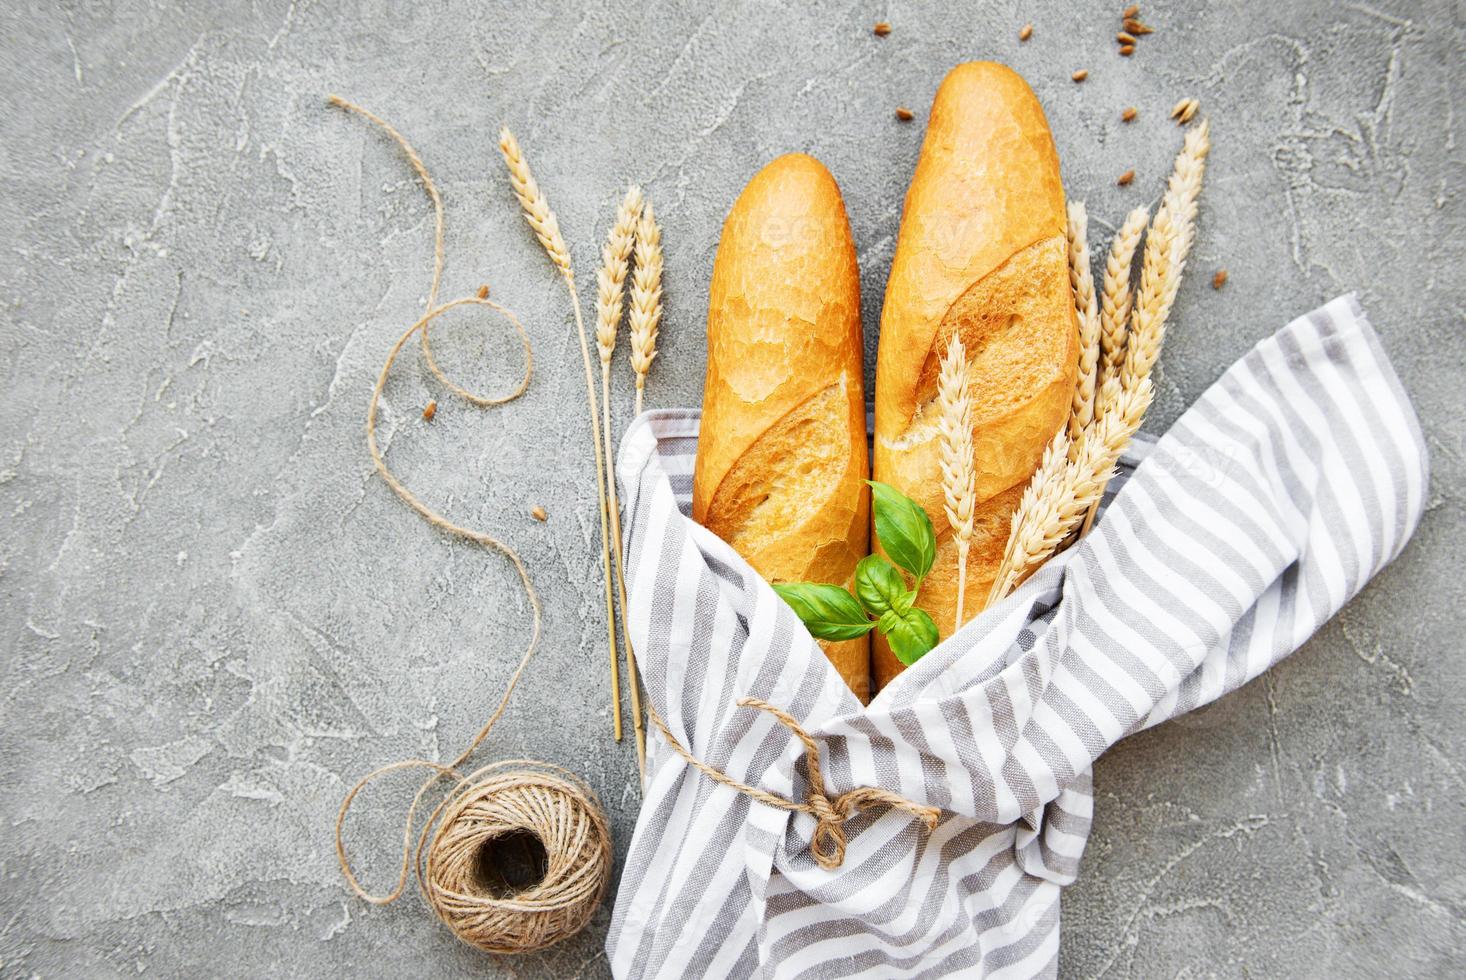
[873,21,891,36]
[1117,31,1137,44]
[1212,269,1229,290]
[1019,23,1033,41]
[1125,18,1153,35]
[422,400,437,422]
[531,504,547,521]
[1122,4,1140,17]
[1170,97,1199,123]
[1117,169,1135,186]
[1072,69,1089,82]
[477,284,490,299]
[1122,106,1137,122]
[1119,44,1135,56]
[895,106,915,121]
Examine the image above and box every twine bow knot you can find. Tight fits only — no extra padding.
[648,696,941,870]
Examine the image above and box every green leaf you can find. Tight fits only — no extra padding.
[772,583,876,641]
[880,605,941,666]
[868,481,937,584]
[854,554,906,617]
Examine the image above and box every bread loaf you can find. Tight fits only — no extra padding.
[872,62,1077,689]
[693,154,871,702]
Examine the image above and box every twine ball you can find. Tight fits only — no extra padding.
[422,765,612,954]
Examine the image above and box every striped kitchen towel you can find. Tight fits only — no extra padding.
[606,294,1427,978]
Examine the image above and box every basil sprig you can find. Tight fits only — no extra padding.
[773,482,941,667]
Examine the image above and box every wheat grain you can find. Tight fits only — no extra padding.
[1170,97,1199,124]
[629,200,663,416]
[1066,201,1101,446]
[1099,205,1148,387]
[1121,120,1209,391]
[498,127,623,742]
[936,333,976,632]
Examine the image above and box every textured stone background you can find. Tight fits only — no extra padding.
[2,0,1461,976]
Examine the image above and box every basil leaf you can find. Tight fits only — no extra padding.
[854,554,906,617]
[772,583,876,641]
[868,481,936,583]
[880,605,941,666]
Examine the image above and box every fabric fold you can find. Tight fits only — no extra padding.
[608,295,1427,978]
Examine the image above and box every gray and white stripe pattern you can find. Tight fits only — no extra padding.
[607,295,1427,978]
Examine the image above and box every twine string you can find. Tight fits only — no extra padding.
[646,697,940,870]
[329,95,611,955]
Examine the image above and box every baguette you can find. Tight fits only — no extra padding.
[872,62,1076,689]
[693,154,871,702]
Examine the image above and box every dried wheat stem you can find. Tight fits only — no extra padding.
[1066,201,1101,448]
[1121,120,1210,391]
[596,185,647,781]
[988,378,1155,604]
[628,200,663,416]
[1099,206,1149,387]
[937,334,976,632]
[499,127,623,742]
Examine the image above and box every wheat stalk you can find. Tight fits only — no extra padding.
[595,185,646,780]
[1121,120,1210,390]
[988,378,1154,604]
[1066,201,1101,447]
[498,127,623,742]
[628,200,663,416]
[993,123,1210,588]
[936,333,976,632]
[1099,205,1149,387]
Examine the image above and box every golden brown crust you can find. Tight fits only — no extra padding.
[693,153,871,702]
[872,63,1077,689]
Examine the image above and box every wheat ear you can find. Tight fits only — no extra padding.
[1121,119,1210,390]
[628,200,663,416]
[988,430,1070,606]
[1066,201,1101,446]
[595,185,647,780]
[1099,206,1149,387]
[988,378,1154,604]
[499,127,623,742]
[937,334,976,632]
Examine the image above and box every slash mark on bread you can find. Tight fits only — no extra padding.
[706,377,854,556]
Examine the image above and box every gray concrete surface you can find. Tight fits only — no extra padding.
[1,0,1461,976]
